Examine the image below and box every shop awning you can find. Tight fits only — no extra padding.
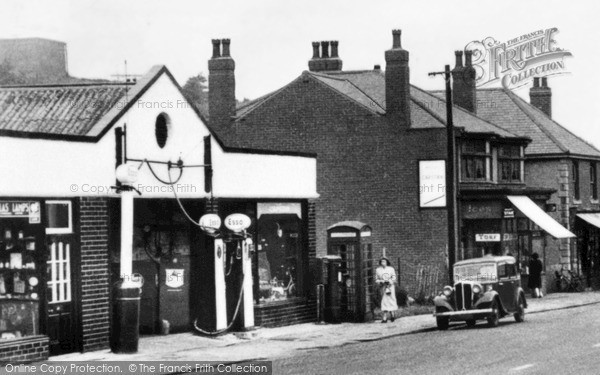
[576,213,600,229]
[506,195,575,239]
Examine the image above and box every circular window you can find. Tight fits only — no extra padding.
[155,113,169,148]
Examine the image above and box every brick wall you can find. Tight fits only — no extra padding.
[218,76,450,294]
[0,336,48,363]
[78,197,110,352]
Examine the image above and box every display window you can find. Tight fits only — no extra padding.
[0,201,44,340]
[256,203,303,303]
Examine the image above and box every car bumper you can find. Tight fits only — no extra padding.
[433,308,493,318]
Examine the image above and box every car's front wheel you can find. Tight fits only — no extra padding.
[436,317,449,330]
[487,299,500,328]
[514,296,525,323]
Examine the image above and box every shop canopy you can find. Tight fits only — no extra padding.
[576,213,600,229]
[506,195,575,239]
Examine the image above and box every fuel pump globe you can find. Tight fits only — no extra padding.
[115,162,140,185]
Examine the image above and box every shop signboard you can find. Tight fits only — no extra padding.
[0,201,41,224]
[475,233,501,242]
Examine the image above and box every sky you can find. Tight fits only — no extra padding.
[1,0,599,148]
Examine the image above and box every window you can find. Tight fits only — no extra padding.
[573,161,580,201]
[155,113,169,148]
[498,145,523,183]
[461,140,490,181]
[45,201,72,234]
[591,163,598,200]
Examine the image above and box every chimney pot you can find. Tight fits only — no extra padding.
[211,39,221,58]
[320,41,330,58]
[392,29,402,48]
[311,42,320,58]
[533,77,540,87]
[221,39,231,57]
[330,41,339,58]
[464,50,473,66]
[454,50,463,68]
[541,76,548,87]
[374,64,381,70]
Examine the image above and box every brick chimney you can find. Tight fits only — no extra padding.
[208,39,236,130]
[308,40,342,72]
[385,29,410,125]
[451,50,477,113]
[530,77,552,117]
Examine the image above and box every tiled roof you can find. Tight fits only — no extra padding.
[431,88,600,158]
[0,83,130,136]
[237,69,521,139]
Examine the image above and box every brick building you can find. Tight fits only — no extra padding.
[207,31,573,303]
[442,75,600,289]
[0,63,317,361]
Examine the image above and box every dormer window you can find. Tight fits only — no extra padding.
[461,140,490,182]
[498,145,524,183]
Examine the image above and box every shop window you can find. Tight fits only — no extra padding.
[256,203,303,303]
[498,145,523,183]
[155,113,170,149]
[591,163,598,200]
[573,161,580,201]
[461,140,490,182]
[45,201,72,234]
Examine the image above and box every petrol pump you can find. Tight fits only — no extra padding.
[196,213,254,334]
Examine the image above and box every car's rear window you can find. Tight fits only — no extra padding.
[454,263,497,283]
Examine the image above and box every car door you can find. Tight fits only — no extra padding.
[496,262,517,311]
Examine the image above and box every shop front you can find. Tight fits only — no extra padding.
[575,213,600,289]
[460,190,574,293]
[0,199,80,359]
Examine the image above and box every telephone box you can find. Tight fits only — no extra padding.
[327,221,374,322]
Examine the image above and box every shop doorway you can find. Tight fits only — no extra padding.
[45,234,78,355]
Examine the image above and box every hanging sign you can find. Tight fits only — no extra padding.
[199,214,221,233]
[224,214,251,232]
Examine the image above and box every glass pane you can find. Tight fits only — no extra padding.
[475,157,485,179]
[46,203,70,229]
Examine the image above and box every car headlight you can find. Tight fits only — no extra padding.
[442,286,453,296]
[472,284,482,294]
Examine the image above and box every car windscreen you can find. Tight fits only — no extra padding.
[453,263,497,283]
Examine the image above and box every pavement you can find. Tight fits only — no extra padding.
[47,291,600,364]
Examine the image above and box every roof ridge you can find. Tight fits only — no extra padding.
[309,74,383,115]
[507,89,600,154]
[234,76,305,120]
[411,85,525,139]
[320,69,381,75]
[0,82,131,89]
[503,89,569,153]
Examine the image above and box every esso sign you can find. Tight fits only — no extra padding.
[115,163,139,185]
[224,214,251,232]
[199,214,221,232]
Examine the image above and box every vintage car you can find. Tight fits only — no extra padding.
[433,255,527,329]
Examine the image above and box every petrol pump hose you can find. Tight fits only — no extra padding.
[193,275,245,336]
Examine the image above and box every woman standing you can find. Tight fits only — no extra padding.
[376,257,399,323]
[528,252,543,298]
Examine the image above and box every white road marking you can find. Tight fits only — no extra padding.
[511,364,535,371]
[593,343,600,348]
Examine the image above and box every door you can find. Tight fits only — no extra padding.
[46,235,77,355]
[496,262,517,311]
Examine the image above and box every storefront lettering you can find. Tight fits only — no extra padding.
[475,233,501,242]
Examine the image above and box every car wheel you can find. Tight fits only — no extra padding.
[487,300,500,328]
[514,296,525,323]
[436,317,449,330]
[466,319,476,327]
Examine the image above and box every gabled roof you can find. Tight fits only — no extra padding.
[235,69,523,140]
[431,88,600,159]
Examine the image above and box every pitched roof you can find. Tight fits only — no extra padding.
[0,82,130,136]
[236,69,523,140]
[431,88,600,159]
